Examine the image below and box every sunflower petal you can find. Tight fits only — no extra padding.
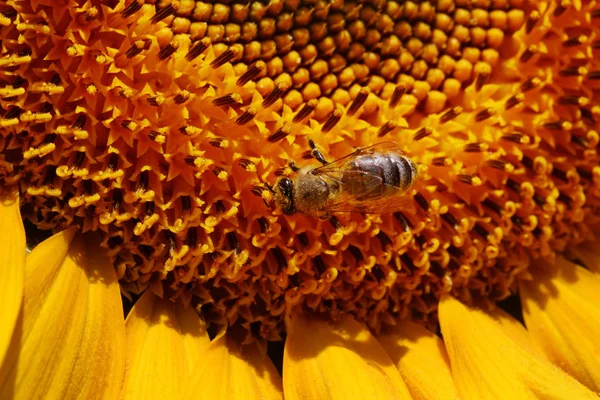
[439,295,597,400]
[0,229,126,400]
[121,290,211,399]
[283,312,412,400]
[378,321,459,400]
[569,244,600,274]
[486,306,546,358]
[520,257,600,392]
[183,334,283,400]
[0,193,25,366]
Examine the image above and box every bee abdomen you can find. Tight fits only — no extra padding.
[390,155,417,191]
[345,153,417,196]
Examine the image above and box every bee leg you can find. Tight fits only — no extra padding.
[264,182,275,194]
[318,212,331,220]
[264,199,274,208]
[308,139,328,165]
[262,183,277,208]
[288,161,299,172]
[313,150,328,166]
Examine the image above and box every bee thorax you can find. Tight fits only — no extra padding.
[294,174,330,214]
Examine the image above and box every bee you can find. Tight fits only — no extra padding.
[271,141,419,218]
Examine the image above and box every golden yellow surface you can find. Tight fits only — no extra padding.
[0,0,598,339]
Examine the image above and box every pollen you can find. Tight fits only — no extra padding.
[0,0,599,339]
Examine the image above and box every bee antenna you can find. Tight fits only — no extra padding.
[264,182,275,194]
[263,198,275,208]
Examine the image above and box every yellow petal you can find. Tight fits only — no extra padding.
[486,305,547,359]
[184,334,283,400]
[378,321,459,400]
[0,229,126,400]
[569,243,600,274]
[0,193,24,365]
[520,257,600,392]
[121,290,211,399]
[439,295,597,400]
[283,312,412,400]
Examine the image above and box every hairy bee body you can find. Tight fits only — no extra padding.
[341,153,418,199]
[273,143,419,217]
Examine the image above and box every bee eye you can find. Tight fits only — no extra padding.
[278,178,293,198]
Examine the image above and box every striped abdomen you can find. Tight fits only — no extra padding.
[342,153,418,198]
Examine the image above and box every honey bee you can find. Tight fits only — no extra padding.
[271,141,419,218]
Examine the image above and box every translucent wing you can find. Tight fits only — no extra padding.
[325,177,415,214]
[308,141,415,215]
[318,167,415,215]
[343,193,414,214]
[310,141,402,177]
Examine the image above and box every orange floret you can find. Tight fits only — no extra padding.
[0,0,598,339]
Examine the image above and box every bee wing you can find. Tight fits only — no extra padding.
[311,142,403,176]
[311,142,413,214]
[322,170,415,214]
[333,193,415,214]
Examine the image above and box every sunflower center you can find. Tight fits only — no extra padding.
[0,0,599,339]
[147,0,522,116]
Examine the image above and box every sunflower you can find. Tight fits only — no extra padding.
[1,0,600,398]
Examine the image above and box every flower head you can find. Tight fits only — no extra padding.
[2,202,600,398]
[1,0,600,397]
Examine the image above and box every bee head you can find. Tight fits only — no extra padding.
[274,177,296,215]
